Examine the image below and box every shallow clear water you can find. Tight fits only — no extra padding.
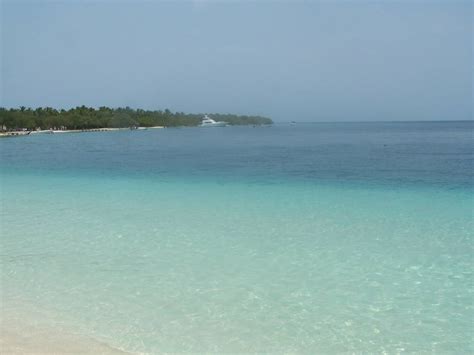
[1,122,473,353]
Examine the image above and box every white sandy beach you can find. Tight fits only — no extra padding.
[0,309,127,355]
[1,126,165,137]
[1,329,126,355]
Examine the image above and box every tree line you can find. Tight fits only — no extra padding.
[0,106,273,130]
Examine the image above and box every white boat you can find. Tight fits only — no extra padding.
[200,115,227,127]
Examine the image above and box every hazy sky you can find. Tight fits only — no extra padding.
[1,0,472,121]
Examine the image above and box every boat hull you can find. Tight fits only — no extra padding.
[200,123,228,127]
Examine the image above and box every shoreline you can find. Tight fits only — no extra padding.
[0,126,165,137]
[1,325,128,355]
[0,302,129,355]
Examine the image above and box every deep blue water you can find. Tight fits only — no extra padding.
[1,121,472,188]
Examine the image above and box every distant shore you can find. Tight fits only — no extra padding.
[0,106,273,133]
[0,126,164,137]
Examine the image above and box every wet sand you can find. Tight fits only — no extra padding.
[1,316,127,355]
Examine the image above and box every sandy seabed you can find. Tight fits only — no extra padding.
[0,311,127,355]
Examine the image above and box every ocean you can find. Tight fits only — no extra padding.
[1,121,473,353]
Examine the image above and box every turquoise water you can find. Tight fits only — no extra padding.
[1,122,473,353]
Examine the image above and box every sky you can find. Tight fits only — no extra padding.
[1,0,472,121]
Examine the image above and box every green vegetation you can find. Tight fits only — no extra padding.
[0,106,272,130]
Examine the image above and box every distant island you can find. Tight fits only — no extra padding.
[0,106,273,132]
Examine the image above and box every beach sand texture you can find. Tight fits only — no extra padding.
[1,316,126,355]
